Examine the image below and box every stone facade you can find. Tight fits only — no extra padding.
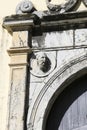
[1,0,87,130]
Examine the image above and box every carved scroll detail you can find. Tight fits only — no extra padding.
[46,0,79,13]
[16,0,87,14]
[16,0,36,14]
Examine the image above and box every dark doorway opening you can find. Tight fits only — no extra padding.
[46,74,87,130]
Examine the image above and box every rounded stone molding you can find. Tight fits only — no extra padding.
[30,52,56,77]
[27,51,87,130]
[46,0,79,13]
[16,0,35,14]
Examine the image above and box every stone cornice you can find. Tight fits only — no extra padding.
[41,11,87,32]
[3,11,87,35]
[7,47,32,56]
[3,14,40,34]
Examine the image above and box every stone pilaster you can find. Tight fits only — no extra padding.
[2,13,39,130]
[7,30,32,130]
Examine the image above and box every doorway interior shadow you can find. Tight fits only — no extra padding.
[46,74,87,130]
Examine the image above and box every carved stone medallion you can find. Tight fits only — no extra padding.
[46,0,78,13]
[30,52,56,77]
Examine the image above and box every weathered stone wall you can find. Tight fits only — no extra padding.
[27,29,87,130]
[0,0,87,130]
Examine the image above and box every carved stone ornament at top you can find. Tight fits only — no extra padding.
[83,0,87,6]
[46,0,79,13]
[16,0,36,14]
[30,52,56,77]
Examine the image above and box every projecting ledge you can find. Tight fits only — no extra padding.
[7,47,32,55]
[3,11,87,35]
[2,14,40,34]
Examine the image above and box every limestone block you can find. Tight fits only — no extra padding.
[13,31,29,47]
[75,29,87,46]
[27,82,45,125]
[30,74,45,83]
[29,83,45,105]
[9,66,27,130]
[7,45,29,130]
[32,30,73,48]
[57,48,86,67]
[10,54,28,66]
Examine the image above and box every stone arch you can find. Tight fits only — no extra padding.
[45,73,87,130]
[28,51,87,130]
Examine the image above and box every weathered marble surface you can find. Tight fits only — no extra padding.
[1,0,87,130]
[32,30,73,48]
[27,47,87,130]
[75,29,87,46]
[9,67,27,130]
[28,28,87,130]
[13,31,29,47]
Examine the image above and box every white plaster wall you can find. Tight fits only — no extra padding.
[0,20,12,130]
